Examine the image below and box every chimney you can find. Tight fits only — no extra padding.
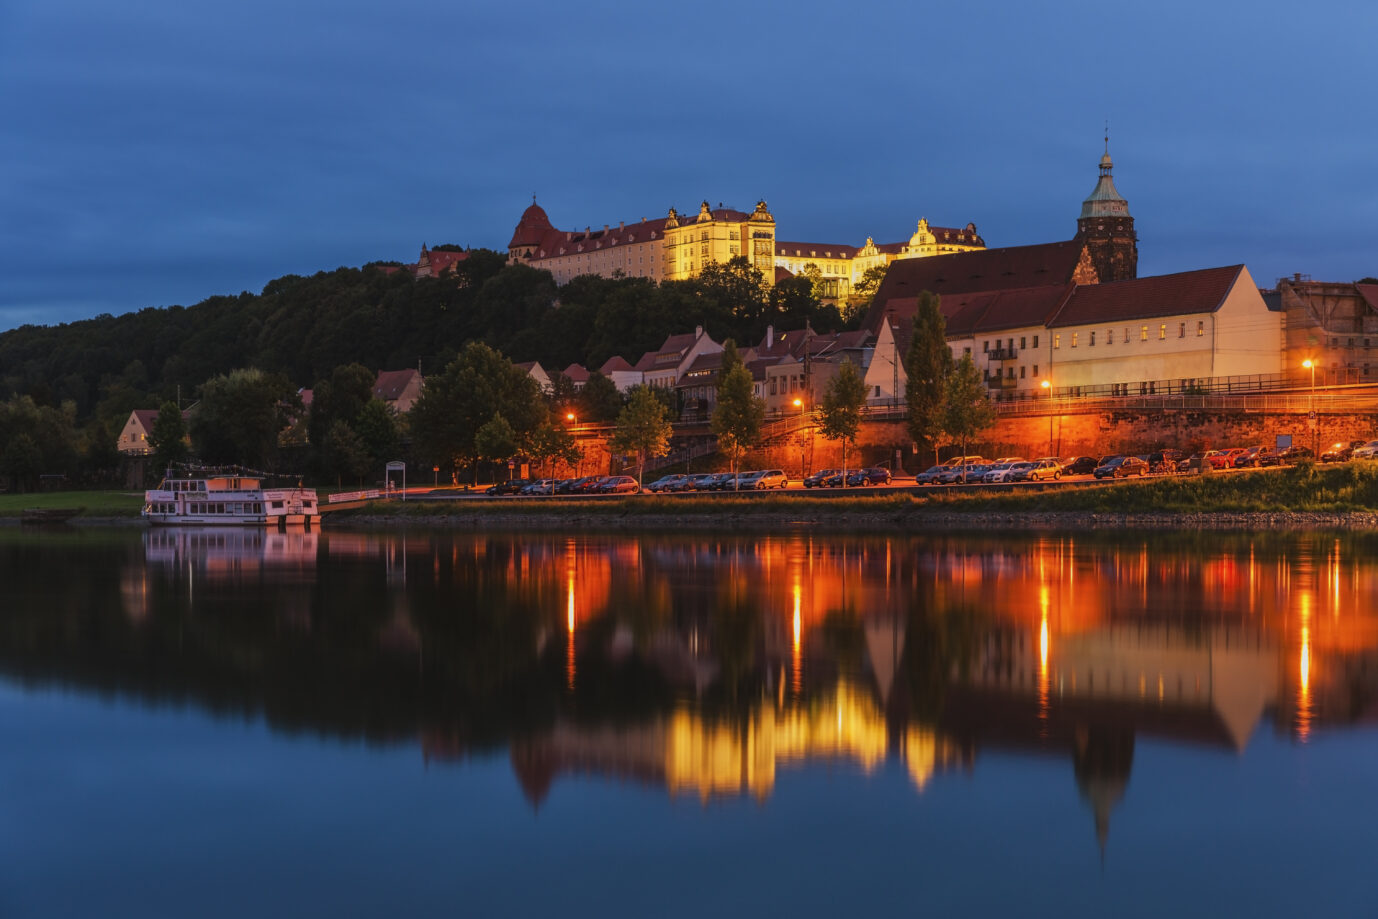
[766,324,774,349]
[1294,273,1302,282]
[619,221,624,231]
[604,225,609,232]
[695,325,704,339]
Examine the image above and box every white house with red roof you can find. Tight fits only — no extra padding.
[598,356,641,393]
[634,326,723,391]
[372,368,424,414]
[514,361,553,393]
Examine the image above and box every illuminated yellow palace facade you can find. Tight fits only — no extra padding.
[507,198,985,294]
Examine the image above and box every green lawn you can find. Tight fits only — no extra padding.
[0,490,145,517]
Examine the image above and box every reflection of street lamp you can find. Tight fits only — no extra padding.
[1302,359,1316,454]
[1041,379,1053,456]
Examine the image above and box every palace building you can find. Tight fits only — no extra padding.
[506,197,983,294]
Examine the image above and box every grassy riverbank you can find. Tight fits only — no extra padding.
[0,490,143,517]
[330,463,1378,522]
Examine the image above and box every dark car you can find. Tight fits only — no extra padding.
[598,476,640,494]
[646,474,688,493]
[1094,456,1148,478]
[1321,441,1365,462]
[847,468,891,486]
[803,468,840,488]
[485,478,530,496]
[685,473,717,491]
[1233,446,1273,468]
[575,475,611,493]
[1276,445,1315,465]
[1147,449,1186,473]
[1060,456,1099,476]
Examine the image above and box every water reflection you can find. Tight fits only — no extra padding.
[3,526,1378,848]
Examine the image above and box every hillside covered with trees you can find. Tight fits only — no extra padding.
[0,248,852,488]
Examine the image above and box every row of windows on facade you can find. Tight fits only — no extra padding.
[981,322,1207,355]
[148,502,264,515]
[1329,337,1374,349]
[767,375,809,396]
[984,365,1041,380]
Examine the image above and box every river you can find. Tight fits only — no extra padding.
[2,525,1375,917]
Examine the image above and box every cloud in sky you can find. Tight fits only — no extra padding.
[3,0,1376,330]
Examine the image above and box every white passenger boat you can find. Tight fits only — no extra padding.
[143,467,320,527]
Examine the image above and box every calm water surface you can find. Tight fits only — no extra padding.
[2,525,1376,917]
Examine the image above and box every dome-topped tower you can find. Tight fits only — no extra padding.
[1076,139,1138,282]
[508,197,556,263]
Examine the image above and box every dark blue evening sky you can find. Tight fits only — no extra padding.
[2,0,1374,331]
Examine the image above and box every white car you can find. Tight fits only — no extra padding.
[1353,440,1378,459]
[982,462,1021,483]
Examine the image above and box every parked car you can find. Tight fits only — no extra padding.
[485,478,530,496]
[939,456,986,467]
[598,476,640,494]
[1004,461,1038,482]
[1352,440,1378,460]
[685,473,718,491]
[803,468,840,488]
[1276,445,1315,465]
[982,462,1022,483]
[743,469,789,489]
[1233,445,1274,468]
[822,470,856,487]
[521,478,559,495]
[646,474,688,493]
[1016,459,1060,481]
[1176,453,1207,473]
[914,465,946,485]
[847,468,891,486]
[1060,456,1099,476]
[1093,456,1148,478]
[574,476,611,493]
[1321,441,1367,462]
[1147,449,1186,473]
[938,464,985,484]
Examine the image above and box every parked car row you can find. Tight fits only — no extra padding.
[485,475,640,496]
[802,468,893,487]
[647,469,790,492]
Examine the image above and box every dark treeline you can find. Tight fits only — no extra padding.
[0,249,854,486]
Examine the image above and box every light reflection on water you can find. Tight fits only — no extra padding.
[3,525,1378,915]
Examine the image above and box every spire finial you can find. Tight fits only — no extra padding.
[1104,120,1109,155]
[532,193,537,205]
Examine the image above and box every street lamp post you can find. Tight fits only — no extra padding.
[793,398,807,479]
[1302,359,1316,454]
[566,411,580,476]
[1041,379,1054,456]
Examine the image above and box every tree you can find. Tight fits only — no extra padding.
[579,371,624,422]
[474,413,520,481]
[904,291,953,466]
[352,399,398,472]
[188,368,299,469]
[321,420,370,485]
[818,359,868,485]
[848,265,888,322]
[942,354,996,480]
[526,420,580,477]
[409,341,544,480]
[610,385,671,488]
[711,340,765,488]
[147,400,190,475]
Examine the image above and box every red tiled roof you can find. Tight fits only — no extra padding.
[889,284,1076,337]
[599,355,634,373]
[775,241,860,260]
[865,240,1088,333]
[1047,266,1244,328]
[1356,283,1378,312]
[425,250,468,273]
[775,266,794,283]
[526,216,674,262]
[374,368,421,402]
[509,202,555,249]
[562,363,590,383]
[131,409,159,431]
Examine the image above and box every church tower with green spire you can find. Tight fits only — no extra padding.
[1076,139,1138,283]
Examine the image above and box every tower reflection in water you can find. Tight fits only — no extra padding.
[56,527,1378,844]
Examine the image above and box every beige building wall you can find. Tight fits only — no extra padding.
[663,201,776,282]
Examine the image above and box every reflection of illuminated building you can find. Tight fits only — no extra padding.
[510,677,964,806]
